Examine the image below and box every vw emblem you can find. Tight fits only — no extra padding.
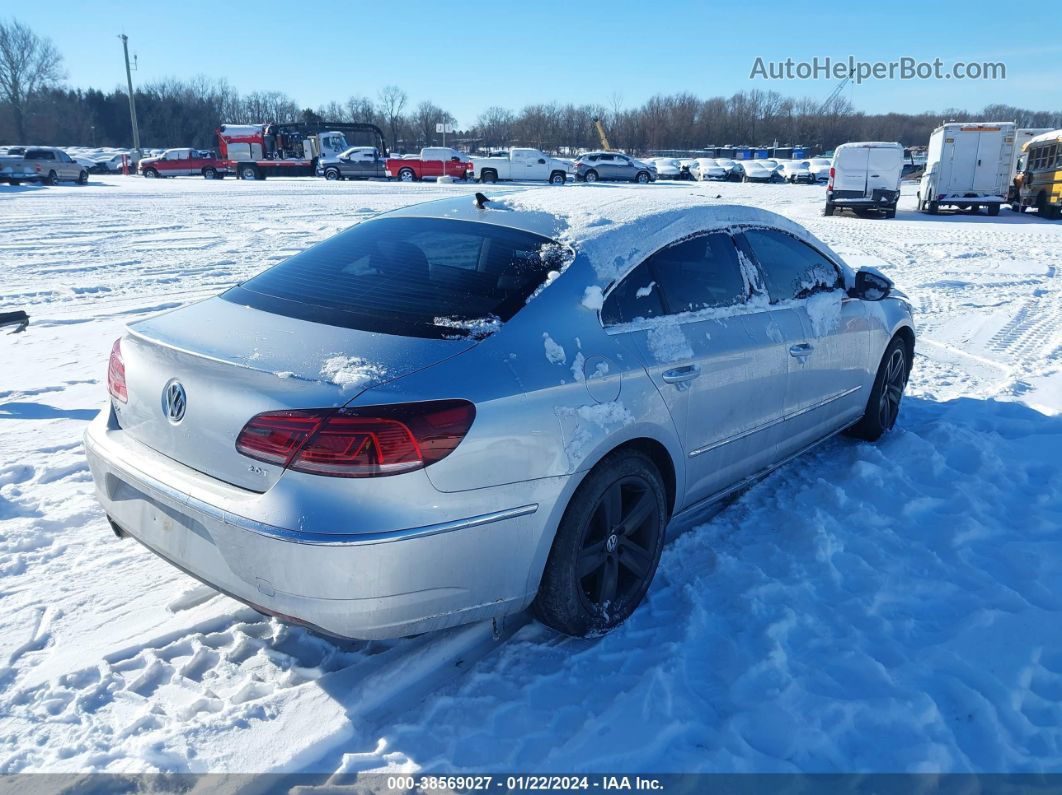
[163,380,187,424]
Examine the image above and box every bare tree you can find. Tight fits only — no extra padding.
[345,95,376,124]
[411,100,455,147]
[377,84,407,151]
[475,106,515,150]
[0,18,64,142]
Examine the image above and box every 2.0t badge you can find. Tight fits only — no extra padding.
[163,380,187,424]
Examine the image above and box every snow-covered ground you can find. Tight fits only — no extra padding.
[1,175,1060,775]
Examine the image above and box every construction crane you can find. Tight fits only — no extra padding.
[592,117,612,150]
[818,70,854,115]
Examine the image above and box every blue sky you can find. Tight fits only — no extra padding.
[13,0,1060,127]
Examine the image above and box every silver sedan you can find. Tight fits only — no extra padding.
[85,188,915,639]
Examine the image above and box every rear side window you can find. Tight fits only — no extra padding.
[25,150,54,160]
[601,262,664,325]
[224,217,565,339]
[741,228,843,302]
[602,232,746,325]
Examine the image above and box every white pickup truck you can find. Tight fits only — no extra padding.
[469,148,569,184]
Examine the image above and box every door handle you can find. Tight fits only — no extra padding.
[662,364,701,383]
[789,343,814,358]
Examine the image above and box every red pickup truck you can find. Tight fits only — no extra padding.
[385,147,471,181]
[139,148,228,179]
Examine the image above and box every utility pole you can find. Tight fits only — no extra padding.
[118,34,141,156]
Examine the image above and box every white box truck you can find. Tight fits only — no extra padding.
[824,141,904,218]
[917,122,1016,215]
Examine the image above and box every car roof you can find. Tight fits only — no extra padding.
[378,186,853,285]
[835,141,903,151]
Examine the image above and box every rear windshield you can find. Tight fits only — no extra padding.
[223,217,565,339]
[25,149,54,160]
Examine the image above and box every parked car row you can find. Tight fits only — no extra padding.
[821,124,1061,222]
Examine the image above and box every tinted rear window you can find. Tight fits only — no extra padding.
[25,150,54,160]
[223,217,565,338]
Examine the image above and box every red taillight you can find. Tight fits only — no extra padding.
[827,166,835,190]
[235,400,475,478]
[107,338,127,403]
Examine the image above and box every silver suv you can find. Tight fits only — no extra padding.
[575,151,656,183]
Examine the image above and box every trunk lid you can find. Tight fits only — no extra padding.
[117,297,474,491]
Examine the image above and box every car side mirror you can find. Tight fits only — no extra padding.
[849,268,892,301]
[538,158,545,164]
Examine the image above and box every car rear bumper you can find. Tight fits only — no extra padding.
[84,409,561,639]
[1,167,38,180]
[932,194,1006,204]
[828,189,899,207]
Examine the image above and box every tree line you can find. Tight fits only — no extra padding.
[2,19,1060,155]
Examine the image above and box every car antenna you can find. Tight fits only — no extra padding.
[473,192,491,209]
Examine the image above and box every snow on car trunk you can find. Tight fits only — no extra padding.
[118,297,474,491]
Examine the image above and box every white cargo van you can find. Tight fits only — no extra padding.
[917,122,1016,215]
[824,142,904,218]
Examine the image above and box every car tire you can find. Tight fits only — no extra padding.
[549,171,566,185]
[324,168,341,181]
[480,170,497,184]
[823,203,835,216]
[238,164,258,181]
[143,168,158,179]
[884,206,897,219]
[43,170,57,185]
[583,169,599,183]
[988,204,1000,216]
[533,450,667,638]
[77,170,88,184]
[634,171,650,184]
[398,167,416,182]
[927,200,939,215]
[845,336,909,442]
[203,167,218,180]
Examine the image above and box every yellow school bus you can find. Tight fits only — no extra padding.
[1014,129,1062,219]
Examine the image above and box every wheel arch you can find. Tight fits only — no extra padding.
[523,432,681,603]
[892,324,915,377]
[603,437,677,520]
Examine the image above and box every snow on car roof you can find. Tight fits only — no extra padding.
[384,186,853,286]
[834,141,903,150]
